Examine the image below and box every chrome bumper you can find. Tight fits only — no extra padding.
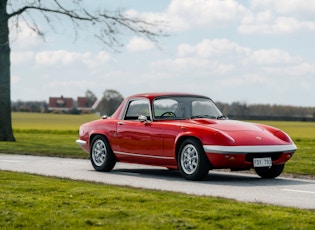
[203,144,297,154]
[76,140,87,146]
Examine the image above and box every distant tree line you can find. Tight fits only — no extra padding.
[11,100,48,113]
[11,91,315,121]
[216,101,315,121]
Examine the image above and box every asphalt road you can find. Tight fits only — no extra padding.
[1,153,314,210]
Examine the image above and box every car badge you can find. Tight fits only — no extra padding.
[256,136,262,141]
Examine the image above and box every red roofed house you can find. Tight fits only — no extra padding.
[48,96,74,112]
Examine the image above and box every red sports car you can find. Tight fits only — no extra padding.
[76,93,297,180]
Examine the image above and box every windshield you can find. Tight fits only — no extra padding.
[153,96,224,120]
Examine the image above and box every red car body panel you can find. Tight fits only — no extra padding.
[77,93,296,172]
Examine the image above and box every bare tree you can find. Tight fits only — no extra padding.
[95,89,124,116]
[85,90,97,108]
[0,0,166,141]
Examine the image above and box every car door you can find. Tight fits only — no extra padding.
[116,98,164,160]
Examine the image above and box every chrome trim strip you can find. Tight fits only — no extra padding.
[114,151,174,160]
[203,144,297,154]
[76,140,87,146]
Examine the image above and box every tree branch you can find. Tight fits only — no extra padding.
[8,5,91,21]
[7,1,168,50]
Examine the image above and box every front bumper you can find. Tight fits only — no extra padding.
[203,144,297,169]
[203,144,297,154]
[76,140,87,146]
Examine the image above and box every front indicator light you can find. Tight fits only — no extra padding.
[287,154,292,159]
[225,155,236,161]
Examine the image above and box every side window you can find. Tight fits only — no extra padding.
[153,98,179,119]
[124,99,151,120]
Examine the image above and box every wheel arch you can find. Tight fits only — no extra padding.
[175,134,213,168]
[90,131,111,146]
[175,135,203,161]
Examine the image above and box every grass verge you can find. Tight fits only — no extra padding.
[1,171,314,229]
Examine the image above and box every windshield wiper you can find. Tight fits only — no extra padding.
[216,115,227,120]
[191,115,216,119]
[191,114,227,120]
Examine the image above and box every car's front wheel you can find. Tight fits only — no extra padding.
[90,135,116,172]
[178,138,210,181]
[254,164,284,179]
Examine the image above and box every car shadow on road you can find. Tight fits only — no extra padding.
[111,167,314,187]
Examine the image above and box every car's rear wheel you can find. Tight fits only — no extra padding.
[178,138,210,181]
[90,135,116,172]
[254,164,284,179]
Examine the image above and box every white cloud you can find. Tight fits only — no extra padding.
[166,0,246,30]
[239,12,315,34]
[250,0,315,14]
[164,39,259,79]
[34,50,111,67]
[11,51,34,65]
[292,62,315,75]
[127,37,155,52]
[125,1,315,35]
[151,38,311,96]
[83,51,112,68]
[9,21,44,50]
[35,50,89,66]
[239,1,315,34]
[178,39,251,58]
[125,0,246,32]
[247,49,302,65]
[264,61,315,77]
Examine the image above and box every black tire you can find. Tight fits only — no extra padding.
[178,138,210,181]
[254,164,285,179]
[90,135,116,172]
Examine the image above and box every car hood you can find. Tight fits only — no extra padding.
[181,118,294,146]
[183,119,261,131]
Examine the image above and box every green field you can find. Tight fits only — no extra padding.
[248,120,315,140]
[12,112,99,130]
[1,112,315,229]
[0,112,314,176]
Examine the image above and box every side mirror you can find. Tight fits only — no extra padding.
[138,115,148,122]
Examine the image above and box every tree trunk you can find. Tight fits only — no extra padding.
[0,0,15,141]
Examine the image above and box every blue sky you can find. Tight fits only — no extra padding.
[9,0,315,106]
